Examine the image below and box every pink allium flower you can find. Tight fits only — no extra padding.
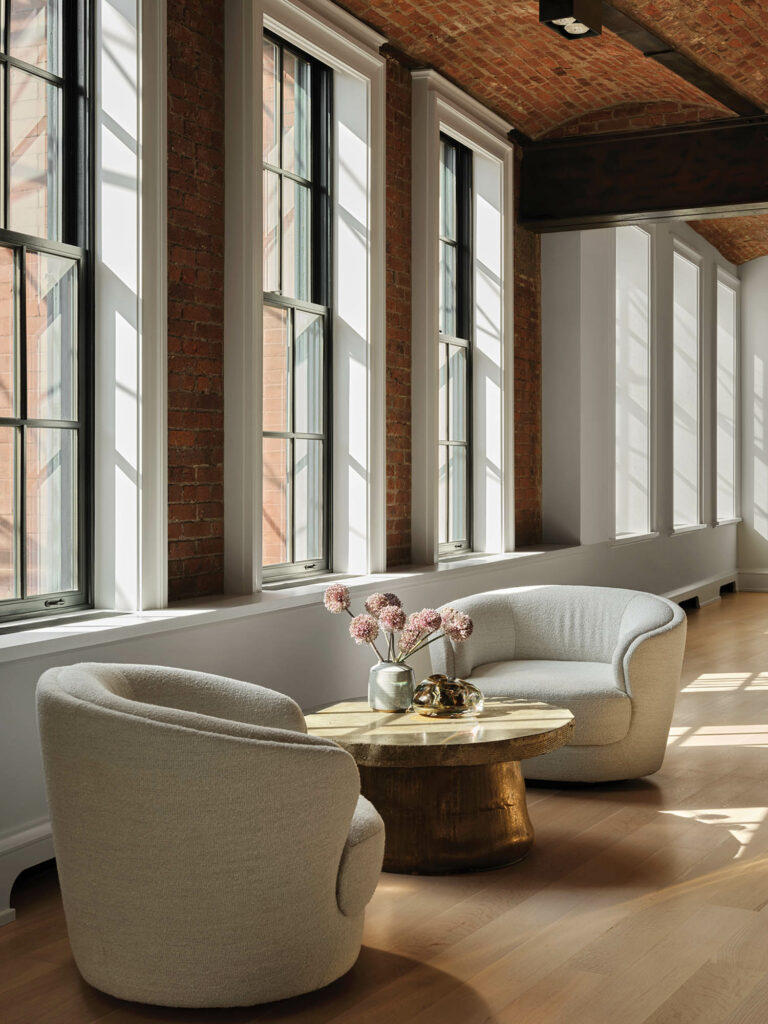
[379,605,406,632]
[414,608,442,632]
[324,583,351,614]
[398,623,422,656]
[441,608,473,643]
[365,592,402,617]
[349,614,379,645]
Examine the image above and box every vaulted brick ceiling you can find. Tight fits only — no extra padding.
[336,0,768,263]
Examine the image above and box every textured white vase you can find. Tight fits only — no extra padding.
[368,661,415,712]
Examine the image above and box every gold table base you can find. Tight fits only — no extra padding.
[358,759,534,874]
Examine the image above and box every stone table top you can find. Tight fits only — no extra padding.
[304,697,575,767]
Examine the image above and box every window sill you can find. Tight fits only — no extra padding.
[714,518,742,528]
[0,545,578,664]
[670,524,709,536]
[610,532,660,548]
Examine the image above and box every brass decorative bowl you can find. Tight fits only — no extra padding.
[412,674,484,717]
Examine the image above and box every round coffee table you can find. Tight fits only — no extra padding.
[304,697,574,874]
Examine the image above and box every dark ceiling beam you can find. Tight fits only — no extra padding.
[601,2,763,117]
[518,115,768,231]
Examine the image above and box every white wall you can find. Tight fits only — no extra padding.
[738,254,768,589]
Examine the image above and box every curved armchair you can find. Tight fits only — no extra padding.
[431,586,686,782]
[36,663,384,1007]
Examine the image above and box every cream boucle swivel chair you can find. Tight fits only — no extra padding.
[431,585,687,783]
[36,663,384,1008]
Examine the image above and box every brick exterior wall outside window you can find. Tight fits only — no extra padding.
[167,0,225,600]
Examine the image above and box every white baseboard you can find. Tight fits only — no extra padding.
[664,572,737,607]
[0,821,53,926]
[737,570,768,593]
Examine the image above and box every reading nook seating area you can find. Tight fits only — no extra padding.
[2,1,768,1023]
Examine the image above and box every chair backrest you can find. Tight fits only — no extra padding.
[433,585,675,677]
[36,663,361,1000]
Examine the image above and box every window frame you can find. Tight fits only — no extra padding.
[0,0,92,623]
[715,267,740,526]
[671,238,704,533]
[438,131,473,557]
[261,29,333,583]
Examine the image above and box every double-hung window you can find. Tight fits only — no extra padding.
[262,33,331,581]
[716,277,738,523]
[438,134,472,555]
[0,0,90,621]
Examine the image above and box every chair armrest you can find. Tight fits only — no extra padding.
[84,663,307,733]
[611,597,686,695]
[336,795,385,917]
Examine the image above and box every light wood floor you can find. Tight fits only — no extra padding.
[4,591,768,1023]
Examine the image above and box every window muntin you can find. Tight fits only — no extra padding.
[438,134,472,554]
[0,0,89,621]
[615,226,651,538]
[672,250,701,529]
[262,33,331,580]
[716,279,737,523]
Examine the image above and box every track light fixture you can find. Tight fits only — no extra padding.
[539,0,602,40]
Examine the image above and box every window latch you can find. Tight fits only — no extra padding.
[44,598,65,608]
[304,563,316,570]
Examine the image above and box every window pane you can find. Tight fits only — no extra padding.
[263,169,280,293]
[448,344,467,442]
[262,436,289,566]
[9,70,61,239]
[282,51,311,180]
[10,0,61,73]
[438,445,447,544]
[615,226,651,537]
[673,252,700,528]
[294,310,323,434]
[440,141,456,241]
[449,445,468,543]
[438,342,447,442]
[0,427,16,599]
[26,426,76,595]
[262,39,279,166]
[281,179,310,301]
[439,240,456,337]
[0,248,15,418]
[262,305,289,433]
[294,438,322,562]
[26,251,76,420]
[717,281,737,522]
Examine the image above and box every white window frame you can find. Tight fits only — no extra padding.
[614,224,654,542]
[715,266,741,526]
[93,0,168,612]
[670,236,704,534]
[224,0,387,593]
[411,70,515,566]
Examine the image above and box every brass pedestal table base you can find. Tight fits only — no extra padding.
[305,698,574,875]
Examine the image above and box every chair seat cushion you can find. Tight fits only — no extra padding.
[469,660,631,746]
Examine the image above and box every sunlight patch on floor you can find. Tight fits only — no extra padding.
[660,807,768,859]
[679,725,768,748]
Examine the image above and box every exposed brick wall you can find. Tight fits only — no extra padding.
[167,0,225,599]
[513,149,542,547]
[385,53,412,567]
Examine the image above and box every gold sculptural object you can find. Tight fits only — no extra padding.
[412,674,484,717]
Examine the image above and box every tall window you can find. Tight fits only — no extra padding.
[0,0,90,621]
[615,226,651,538]
[672,250,701,529]
[717,279,738,522]
[262,33,331,580]
[438,135,472,554]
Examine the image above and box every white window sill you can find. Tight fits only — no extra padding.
[610,532,660,548]
[0,545,578,665]
[714,518,742,528]
[670,524,709,536]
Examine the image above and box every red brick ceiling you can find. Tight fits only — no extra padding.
[336,0,768,263]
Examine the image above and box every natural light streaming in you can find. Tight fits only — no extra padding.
[679,726,768,748]
[661,807,768,859]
